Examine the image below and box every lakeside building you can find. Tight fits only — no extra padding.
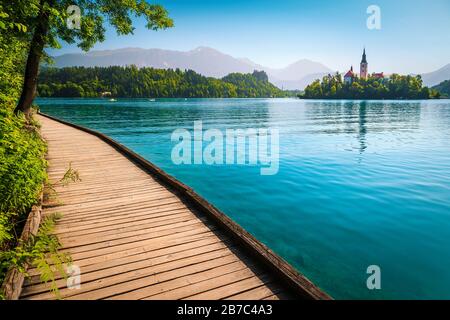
[344,49,384,84]
[371,72,384,79]
[344,66,355,84]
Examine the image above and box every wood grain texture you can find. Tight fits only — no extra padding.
[19,113,330,300]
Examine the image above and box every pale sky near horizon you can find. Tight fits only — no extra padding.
[48,0,450,74]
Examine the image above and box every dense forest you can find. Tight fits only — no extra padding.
[301,73,441,100]
[37,67,286,98]
[433,80,450,98]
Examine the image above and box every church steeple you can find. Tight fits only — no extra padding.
[361,48,367,64]
[360,48,368,79]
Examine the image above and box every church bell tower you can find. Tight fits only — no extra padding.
[360,48,368,79]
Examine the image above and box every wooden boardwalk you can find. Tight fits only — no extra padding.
[19,114,329,300]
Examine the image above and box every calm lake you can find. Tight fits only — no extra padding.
[37,98,450,299]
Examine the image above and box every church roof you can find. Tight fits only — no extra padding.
[344,69,354,78]
[344,65,355,78]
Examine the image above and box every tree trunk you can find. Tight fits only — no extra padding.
[14,7,50,117]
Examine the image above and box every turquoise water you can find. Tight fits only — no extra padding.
[37,98,450,299]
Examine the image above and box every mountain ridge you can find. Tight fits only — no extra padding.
[421,63,450,87]
[51,47,449,90]
[51,46,333,90]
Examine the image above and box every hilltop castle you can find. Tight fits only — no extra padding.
[344,49,383,84]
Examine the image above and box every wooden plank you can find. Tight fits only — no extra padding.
[55,207,192,230]
[22,241,237,296]
[225,284,283,300]
[63,228,216,262]
[50,232,217,269]
[141,265,266,300]
[60,222,213,255]
[54,210,195,235]
[184,274,272,300]
[55,213,200,240]
[114,261,256,300]
[25,235,226,281]
[44,198,184,218]
[54,205,189,228]
[24,250,238,300]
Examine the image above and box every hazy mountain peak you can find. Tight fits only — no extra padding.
[421,63,450,87]
[84,47,145,56]
[238,57,257,65]
[268,59,333,82]
[191,46,218,52]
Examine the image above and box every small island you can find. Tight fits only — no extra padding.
[300,49,441,100]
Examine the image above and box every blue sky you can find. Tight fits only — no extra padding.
[50,0,450,74]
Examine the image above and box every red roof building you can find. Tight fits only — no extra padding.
[372,72,384,79]
[344,66,355,84]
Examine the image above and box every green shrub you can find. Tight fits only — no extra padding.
[0,110,47,214]
[1,23,67,298]
[0,213,70,299]
[0,108,48,286]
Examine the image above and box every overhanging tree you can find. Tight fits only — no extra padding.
[1,0,173,117]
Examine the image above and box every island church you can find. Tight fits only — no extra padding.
[344,49,384,84]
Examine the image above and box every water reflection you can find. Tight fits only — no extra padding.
[300,100,423,156]
[303,100,422,133]
[358,102,367,155]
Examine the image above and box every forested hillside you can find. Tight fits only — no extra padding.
[38,67,285,98]
[433,80,450,98]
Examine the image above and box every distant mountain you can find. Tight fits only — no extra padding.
[272,72,330,91]
[421,63,450,87]
[268,59,332,81]
[52,47,255,78]
[52,47,333,90]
